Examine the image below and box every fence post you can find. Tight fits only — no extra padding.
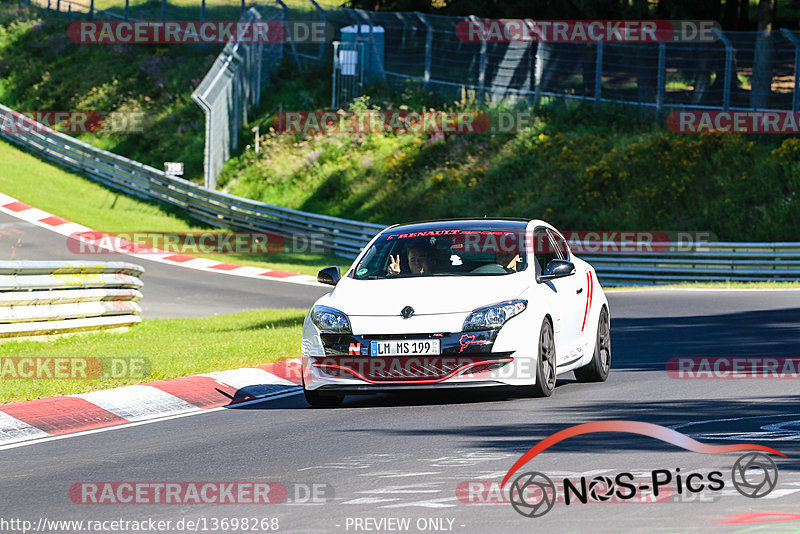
[469,15,487,102]
[593,41,603,109]
[309,0,327,63]
[201,0,205,22]
[355,8,386,82]
[124,0,129,20]
[781,28,800,113]
[332,41,339,109]
[88,0,93,20]
[56,0,60,12]
[415,12,432,87]
[276,0,302,71]
[161,0,166,21]
[714,28,733,111]
[656,42,665,113]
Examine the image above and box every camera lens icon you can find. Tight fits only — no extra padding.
[732,452,779,499]
[509,472,557,518]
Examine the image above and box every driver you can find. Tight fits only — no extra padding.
[388,245,432,275]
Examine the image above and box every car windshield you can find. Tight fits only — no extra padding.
[353,227,528,279]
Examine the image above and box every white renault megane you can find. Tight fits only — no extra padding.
[301,219,610,407]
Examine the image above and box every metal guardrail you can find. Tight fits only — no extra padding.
[0,104,385,258]
[0,261,144,339]
[583,242,800,285]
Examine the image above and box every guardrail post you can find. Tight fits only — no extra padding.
[593,41,603,110]
[415,12,432,87]
[781,29,800,113]
[714,28,733,111]
[470,15,487,102]
[355,8,386,83]
[656,42,665,113]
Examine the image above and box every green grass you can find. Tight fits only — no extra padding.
[605,281,800,291]
[0,4,215,181]
[224,76,800,241]
[0,308,306,403]
[0,139,351,275]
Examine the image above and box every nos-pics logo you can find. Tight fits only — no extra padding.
[503,421,783,518]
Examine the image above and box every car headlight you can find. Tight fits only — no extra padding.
[462,300,527,331]
[311,305,352,334]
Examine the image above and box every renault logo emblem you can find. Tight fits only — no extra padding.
[401,306,414,319]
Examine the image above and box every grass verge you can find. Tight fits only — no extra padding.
[605,281,800,291]
[0,138,352,275]
[0,308,305,403]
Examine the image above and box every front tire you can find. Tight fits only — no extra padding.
[302,374,344,408]
[303,388,344,408]
[574,307,610,383]
[529,318,557,397]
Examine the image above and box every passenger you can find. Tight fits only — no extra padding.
[495,252,521,272]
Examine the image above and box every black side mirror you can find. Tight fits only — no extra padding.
[317,266,341,286]
[540,259,575,281]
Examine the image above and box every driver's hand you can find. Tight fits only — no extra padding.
[388,254,401,275]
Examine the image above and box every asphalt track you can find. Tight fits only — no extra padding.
[2,277,799,532]
[0,211,330,317]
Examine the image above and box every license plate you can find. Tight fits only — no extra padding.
[370,339,441,356]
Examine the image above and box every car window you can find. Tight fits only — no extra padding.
[548,229,571,260]
[353,227,528,279]
[533,228,559,273]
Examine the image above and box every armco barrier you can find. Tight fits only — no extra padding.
[0,261,143,338]
[584,242,800,285]
[0,103,384,258]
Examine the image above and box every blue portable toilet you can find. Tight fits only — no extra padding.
[340,24,385,79]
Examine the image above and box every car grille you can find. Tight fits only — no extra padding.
[312,355,512,383]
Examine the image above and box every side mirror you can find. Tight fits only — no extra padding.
[540,259,575,281]
[317,266,341,286]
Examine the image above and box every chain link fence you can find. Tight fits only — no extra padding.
[191,6,282,189]
[311,8,800,114]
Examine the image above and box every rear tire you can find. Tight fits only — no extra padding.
[574,307,610,383]
[528,318,557,398]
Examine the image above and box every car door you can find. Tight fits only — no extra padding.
[547,228,587,364]
[532,227,577,364]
